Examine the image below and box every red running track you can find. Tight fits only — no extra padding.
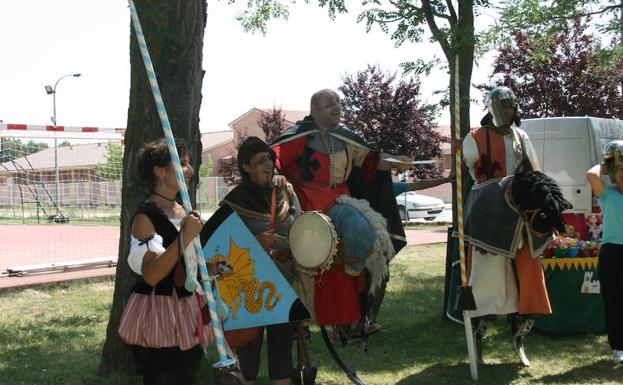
[0,224,119,272]
[0,225,447,290]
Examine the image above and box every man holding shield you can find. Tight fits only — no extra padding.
[220,136,304,385]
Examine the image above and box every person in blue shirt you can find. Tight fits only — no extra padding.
[586,140,623,364]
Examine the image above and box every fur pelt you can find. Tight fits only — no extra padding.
[509,171,573,234]
[336,195,395,294]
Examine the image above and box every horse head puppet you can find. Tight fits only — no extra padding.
[508,171,573,236]
[464,170,573,259]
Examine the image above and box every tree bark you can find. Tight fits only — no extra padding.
[620,1,623,96]
[98,0,207,375]
[448,0,474,226]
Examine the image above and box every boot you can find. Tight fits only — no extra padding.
[511,316,534,367]
[473,318,487,366]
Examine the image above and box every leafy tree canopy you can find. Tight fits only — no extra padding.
[487,0,622,42]
[233,0,489,59]
[199,154,213,178]
[480,19,623,119]
[0,138,49,163]
[258,106,287,144]
[340,65,446,178]
[95,142,123,181]
[485,0,623,64]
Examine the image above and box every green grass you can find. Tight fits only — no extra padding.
[1,245,621,384]
[0,279,131,385]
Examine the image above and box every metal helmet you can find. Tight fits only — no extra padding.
[603,140,623,181]
[486,86,518,128]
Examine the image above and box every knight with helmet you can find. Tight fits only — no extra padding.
[461,86,571,366]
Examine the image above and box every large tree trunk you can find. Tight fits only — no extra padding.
[448,0,474,226]
[99,0,207,374]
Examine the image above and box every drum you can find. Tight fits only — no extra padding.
[289,211,338,274]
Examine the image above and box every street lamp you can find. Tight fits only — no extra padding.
[44,73,81,208]
[45,73,81,126]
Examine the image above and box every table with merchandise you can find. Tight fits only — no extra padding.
[534,213,606,334]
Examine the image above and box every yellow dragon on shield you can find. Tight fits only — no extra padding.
[210,238,282,320]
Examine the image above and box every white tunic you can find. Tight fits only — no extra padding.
[462,125,540,317]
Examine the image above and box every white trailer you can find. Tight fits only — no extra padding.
[521,117,623,215]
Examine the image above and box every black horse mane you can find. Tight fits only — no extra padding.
[510,171,573,233]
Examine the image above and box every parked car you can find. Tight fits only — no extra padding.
[395,191,445,221]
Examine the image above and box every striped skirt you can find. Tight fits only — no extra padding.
[118,290,214,351]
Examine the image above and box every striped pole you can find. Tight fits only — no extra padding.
[454,66,467,292]
[128,0,235,368]
[454,55,478,380]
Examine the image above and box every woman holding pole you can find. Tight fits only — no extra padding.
[118,139,218,385]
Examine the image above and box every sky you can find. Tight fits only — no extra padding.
[0,0,495,134]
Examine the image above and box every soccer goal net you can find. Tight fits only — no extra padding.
[0,124,229,276]
[0,127,124,223]
[0,124,124,275]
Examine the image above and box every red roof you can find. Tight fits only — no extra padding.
[1,141,121,172]
[258,109,308,124]
[200,130,234,150]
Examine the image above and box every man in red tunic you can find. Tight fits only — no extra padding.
[271,89,410,332]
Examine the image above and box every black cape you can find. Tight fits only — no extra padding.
[270,116,407,255]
